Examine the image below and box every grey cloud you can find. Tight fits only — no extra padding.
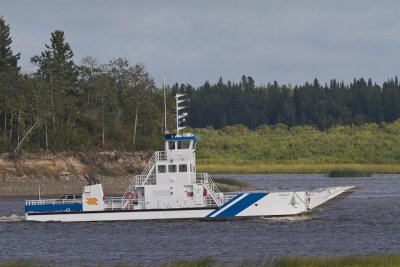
[2,0,400,86]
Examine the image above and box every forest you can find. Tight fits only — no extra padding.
[2,17,400,154]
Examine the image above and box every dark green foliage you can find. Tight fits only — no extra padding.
[0,18,167,153]
[212,177,250,187]
[182,77,400,130]
[0,16,20,72]
[163,257,217,267]
[97,166,118,177]
[2,17,400,155]
[327,169,372,178]
[126,166,139,174]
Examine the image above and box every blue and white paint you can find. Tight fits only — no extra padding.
[25,94,356,222]
[207,193,268,218]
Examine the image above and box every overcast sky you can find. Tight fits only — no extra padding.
[2,0,400,87]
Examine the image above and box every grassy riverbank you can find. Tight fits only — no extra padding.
[198,163,400,174]
[166,255,400,267]
[194,122,400,174]
[2,255,400,266]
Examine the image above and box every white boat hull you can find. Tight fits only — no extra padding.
[25,186,355,222]
[24,98,357,223]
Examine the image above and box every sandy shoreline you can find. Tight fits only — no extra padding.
[0,151,150,197]
[0,175,133,197]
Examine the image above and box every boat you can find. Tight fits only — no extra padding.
[25,94,356,222]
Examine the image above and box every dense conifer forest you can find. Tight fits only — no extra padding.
[2,17,400,153]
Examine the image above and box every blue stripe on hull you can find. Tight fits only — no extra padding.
[25,203,82,213]
[214,193,267,218]
[206,194,243,218]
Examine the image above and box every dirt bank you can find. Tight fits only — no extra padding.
[0,151,151,197]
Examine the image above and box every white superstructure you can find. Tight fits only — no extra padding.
[25,95,356,222]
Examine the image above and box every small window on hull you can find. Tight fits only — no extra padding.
[179,164,188,172]
[168,165,177,172]
[158,165,166,173]
[168,141,176,150]
[177,141,191,149]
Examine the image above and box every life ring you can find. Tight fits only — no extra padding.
[203,188,208,196]
[65,208,71,212]
[125,192,134,199]
[187,192,193,197]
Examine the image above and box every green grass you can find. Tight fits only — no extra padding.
[198,163,400,174]
[3,255,400,267]
[270,255,400,267]
[191,121,400,174]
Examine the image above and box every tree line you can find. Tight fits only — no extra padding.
[2,16,400,153]
[173,76,400,130]
[0,17,171,153]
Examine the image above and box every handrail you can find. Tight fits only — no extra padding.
[105,195,219,211]
[196,173,224,206]
[141,153,156,176]
[123,151,159,198]
[155,151,167,161]
[26,199,82,205]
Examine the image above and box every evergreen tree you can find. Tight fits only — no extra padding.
[31,30,78,149]
[247,76,255,91]
[0,16,20,144]
[0,16,20,72]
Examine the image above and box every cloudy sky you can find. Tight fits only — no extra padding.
[2,0,400,86]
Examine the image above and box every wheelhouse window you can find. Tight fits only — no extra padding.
[158,165,166,173]
[179,164,187,172]
[177,141,191,149]
[192,141,197,149]
[168,165,177,172]
[168,141,176,150]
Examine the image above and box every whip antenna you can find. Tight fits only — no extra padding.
[163,76,167,133]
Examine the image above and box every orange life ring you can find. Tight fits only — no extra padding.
[125,192,134,199]
[187,192,193,197]
[203,188,208,196]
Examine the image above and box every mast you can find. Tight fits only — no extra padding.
[163,76,167,133]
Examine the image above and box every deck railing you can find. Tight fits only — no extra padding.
[25,199,82,206]
[104,197,145,210]
[196,173,224,206]
[155,151,167,161]
[123,151,165,198]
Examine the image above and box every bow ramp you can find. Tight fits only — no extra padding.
[306,185,357,210]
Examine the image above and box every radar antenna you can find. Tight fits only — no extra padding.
[175,94,188,135]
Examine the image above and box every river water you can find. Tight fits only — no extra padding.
[0,174,399,265]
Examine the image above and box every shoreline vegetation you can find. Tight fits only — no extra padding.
[1,17,400,178]
[194,122,400,175]
[2,17,400,178]
[2,255,400,267]
[199,163,398,174]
